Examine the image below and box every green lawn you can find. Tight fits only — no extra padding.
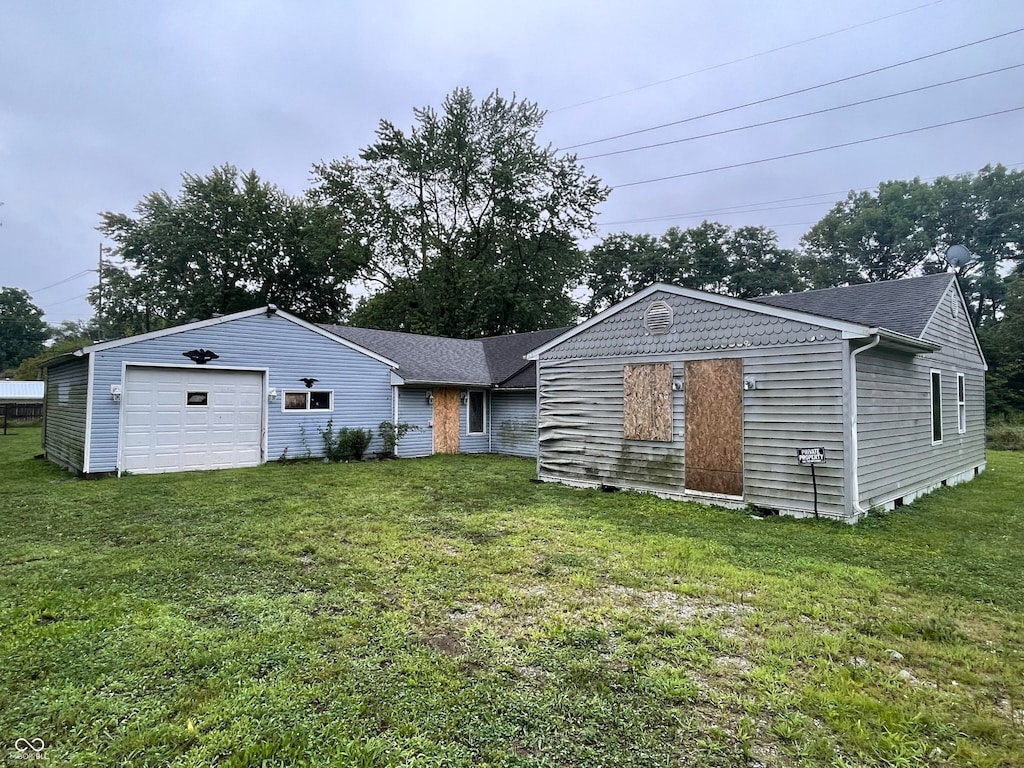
[1,429,1022,767]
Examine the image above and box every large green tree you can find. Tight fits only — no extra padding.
[311,88,609,337]
[585,223,803,312]
[95,164,364,339]
[0,287,47,371]
[979,275,1024,416]
[799,165,1024,326]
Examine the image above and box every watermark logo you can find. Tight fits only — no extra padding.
[12,739,46,760]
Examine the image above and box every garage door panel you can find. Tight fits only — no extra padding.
[121,367,264,475]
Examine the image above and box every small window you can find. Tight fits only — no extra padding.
[468,391,485,434]
[957,373,966,434]
[930,370,943,444]
[283,390,333,411]
[186,391,209,407]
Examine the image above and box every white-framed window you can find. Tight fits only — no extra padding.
[957,373,966,434]
[186,391,209,407]
[283,390,333,412]
[930,370,943,444]
[467,390,486,435]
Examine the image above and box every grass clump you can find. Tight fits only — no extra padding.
[987,415,1024,450]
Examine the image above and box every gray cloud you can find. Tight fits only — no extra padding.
[2,0,1022,324]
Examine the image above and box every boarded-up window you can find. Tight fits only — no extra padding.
[623,363,673,441]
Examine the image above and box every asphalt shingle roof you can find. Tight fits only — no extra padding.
[319,325,566,387]
[753,273,954,338]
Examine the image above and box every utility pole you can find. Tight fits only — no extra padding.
[97,244,112,341]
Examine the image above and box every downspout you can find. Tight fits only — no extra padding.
[392,385,400,457]
[849,334,881,519]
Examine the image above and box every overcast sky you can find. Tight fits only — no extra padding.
[2,0,1022,325]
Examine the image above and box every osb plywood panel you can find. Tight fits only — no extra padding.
[433,387,461,454]
[623,363,673,441]
[685,358,743,496]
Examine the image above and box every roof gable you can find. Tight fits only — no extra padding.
[77,307,399,368]
[481,327,569,386]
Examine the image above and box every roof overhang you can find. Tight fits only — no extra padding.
[872,328,941,354]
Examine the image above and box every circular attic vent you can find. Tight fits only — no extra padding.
[644,300,673,335]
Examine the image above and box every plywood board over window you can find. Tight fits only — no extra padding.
[623,363,673,441]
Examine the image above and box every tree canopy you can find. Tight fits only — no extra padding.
[311,88,608,338]
[0,287,48,371]
[585,223,803,313]
[94,164,366,339]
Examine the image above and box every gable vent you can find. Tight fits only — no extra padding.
[644,300,673,335]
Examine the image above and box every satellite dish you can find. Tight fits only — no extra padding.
[944,245,972,269]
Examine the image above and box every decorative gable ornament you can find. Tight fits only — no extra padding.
[183,349,219,364]
[644,300,673,335]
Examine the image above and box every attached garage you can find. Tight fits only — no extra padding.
[120,366,265,474]
[42,306,399,476]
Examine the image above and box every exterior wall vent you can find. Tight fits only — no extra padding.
[644,300,673,335]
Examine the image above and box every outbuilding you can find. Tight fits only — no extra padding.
[526,273,986,521]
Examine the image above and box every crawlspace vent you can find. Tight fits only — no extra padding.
[644,300,673,335]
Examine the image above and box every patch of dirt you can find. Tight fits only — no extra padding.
[715,655,752,672]
[515,664,549,683]
[425,632,465,657]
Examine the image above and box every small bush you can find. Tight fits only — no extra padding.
[377,421,420,458]
[987,418,1024,451]
[337,427,373,461]
[318,419,374,461]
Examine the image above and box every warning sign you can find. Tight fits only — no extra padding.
[796,447,827,466]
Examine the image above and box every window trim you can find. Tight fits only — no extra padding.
[281,389,334,413]
[185,391,209,407]
[957,372,966,434]
[930,369,943,445]
[467,390,486,435]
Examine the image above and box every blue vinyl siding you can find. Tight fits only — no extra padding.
[396,387,434,458]
[460,389,489,453]
[491,390,538,457]
[85,313,394,473]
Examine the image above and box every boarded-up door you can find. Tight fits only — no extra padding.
[433,387,461,454]
[685,359,743,496]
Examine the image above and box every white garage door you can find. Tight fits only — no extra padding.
[121,367,264,474]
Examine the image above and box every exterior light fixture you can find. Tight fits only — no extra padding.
[460,391,468,404]
[183,349,219,364]
[425,391,434,405]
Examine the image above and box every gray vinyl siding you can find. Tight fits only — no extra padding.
[85,313,394,473]
[491,390,538,457]
[537,291,848,518]
[856,282,986,507]
[43,358,89,473]
[396,387,434,458]
[460,390,490,454]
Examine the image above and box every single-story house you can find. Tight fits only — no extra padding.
[40,305,563,476]
[0,380,45,422]
[526,273,986,521]
[0,380,45,404]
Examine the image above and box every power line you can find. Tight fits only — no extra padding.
[549,0,946,113]
[561,27,1024,151]
[597,162,1024,228]
[29,269,95,295]
[580,63,1024,161]
[613,106,1024,189]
